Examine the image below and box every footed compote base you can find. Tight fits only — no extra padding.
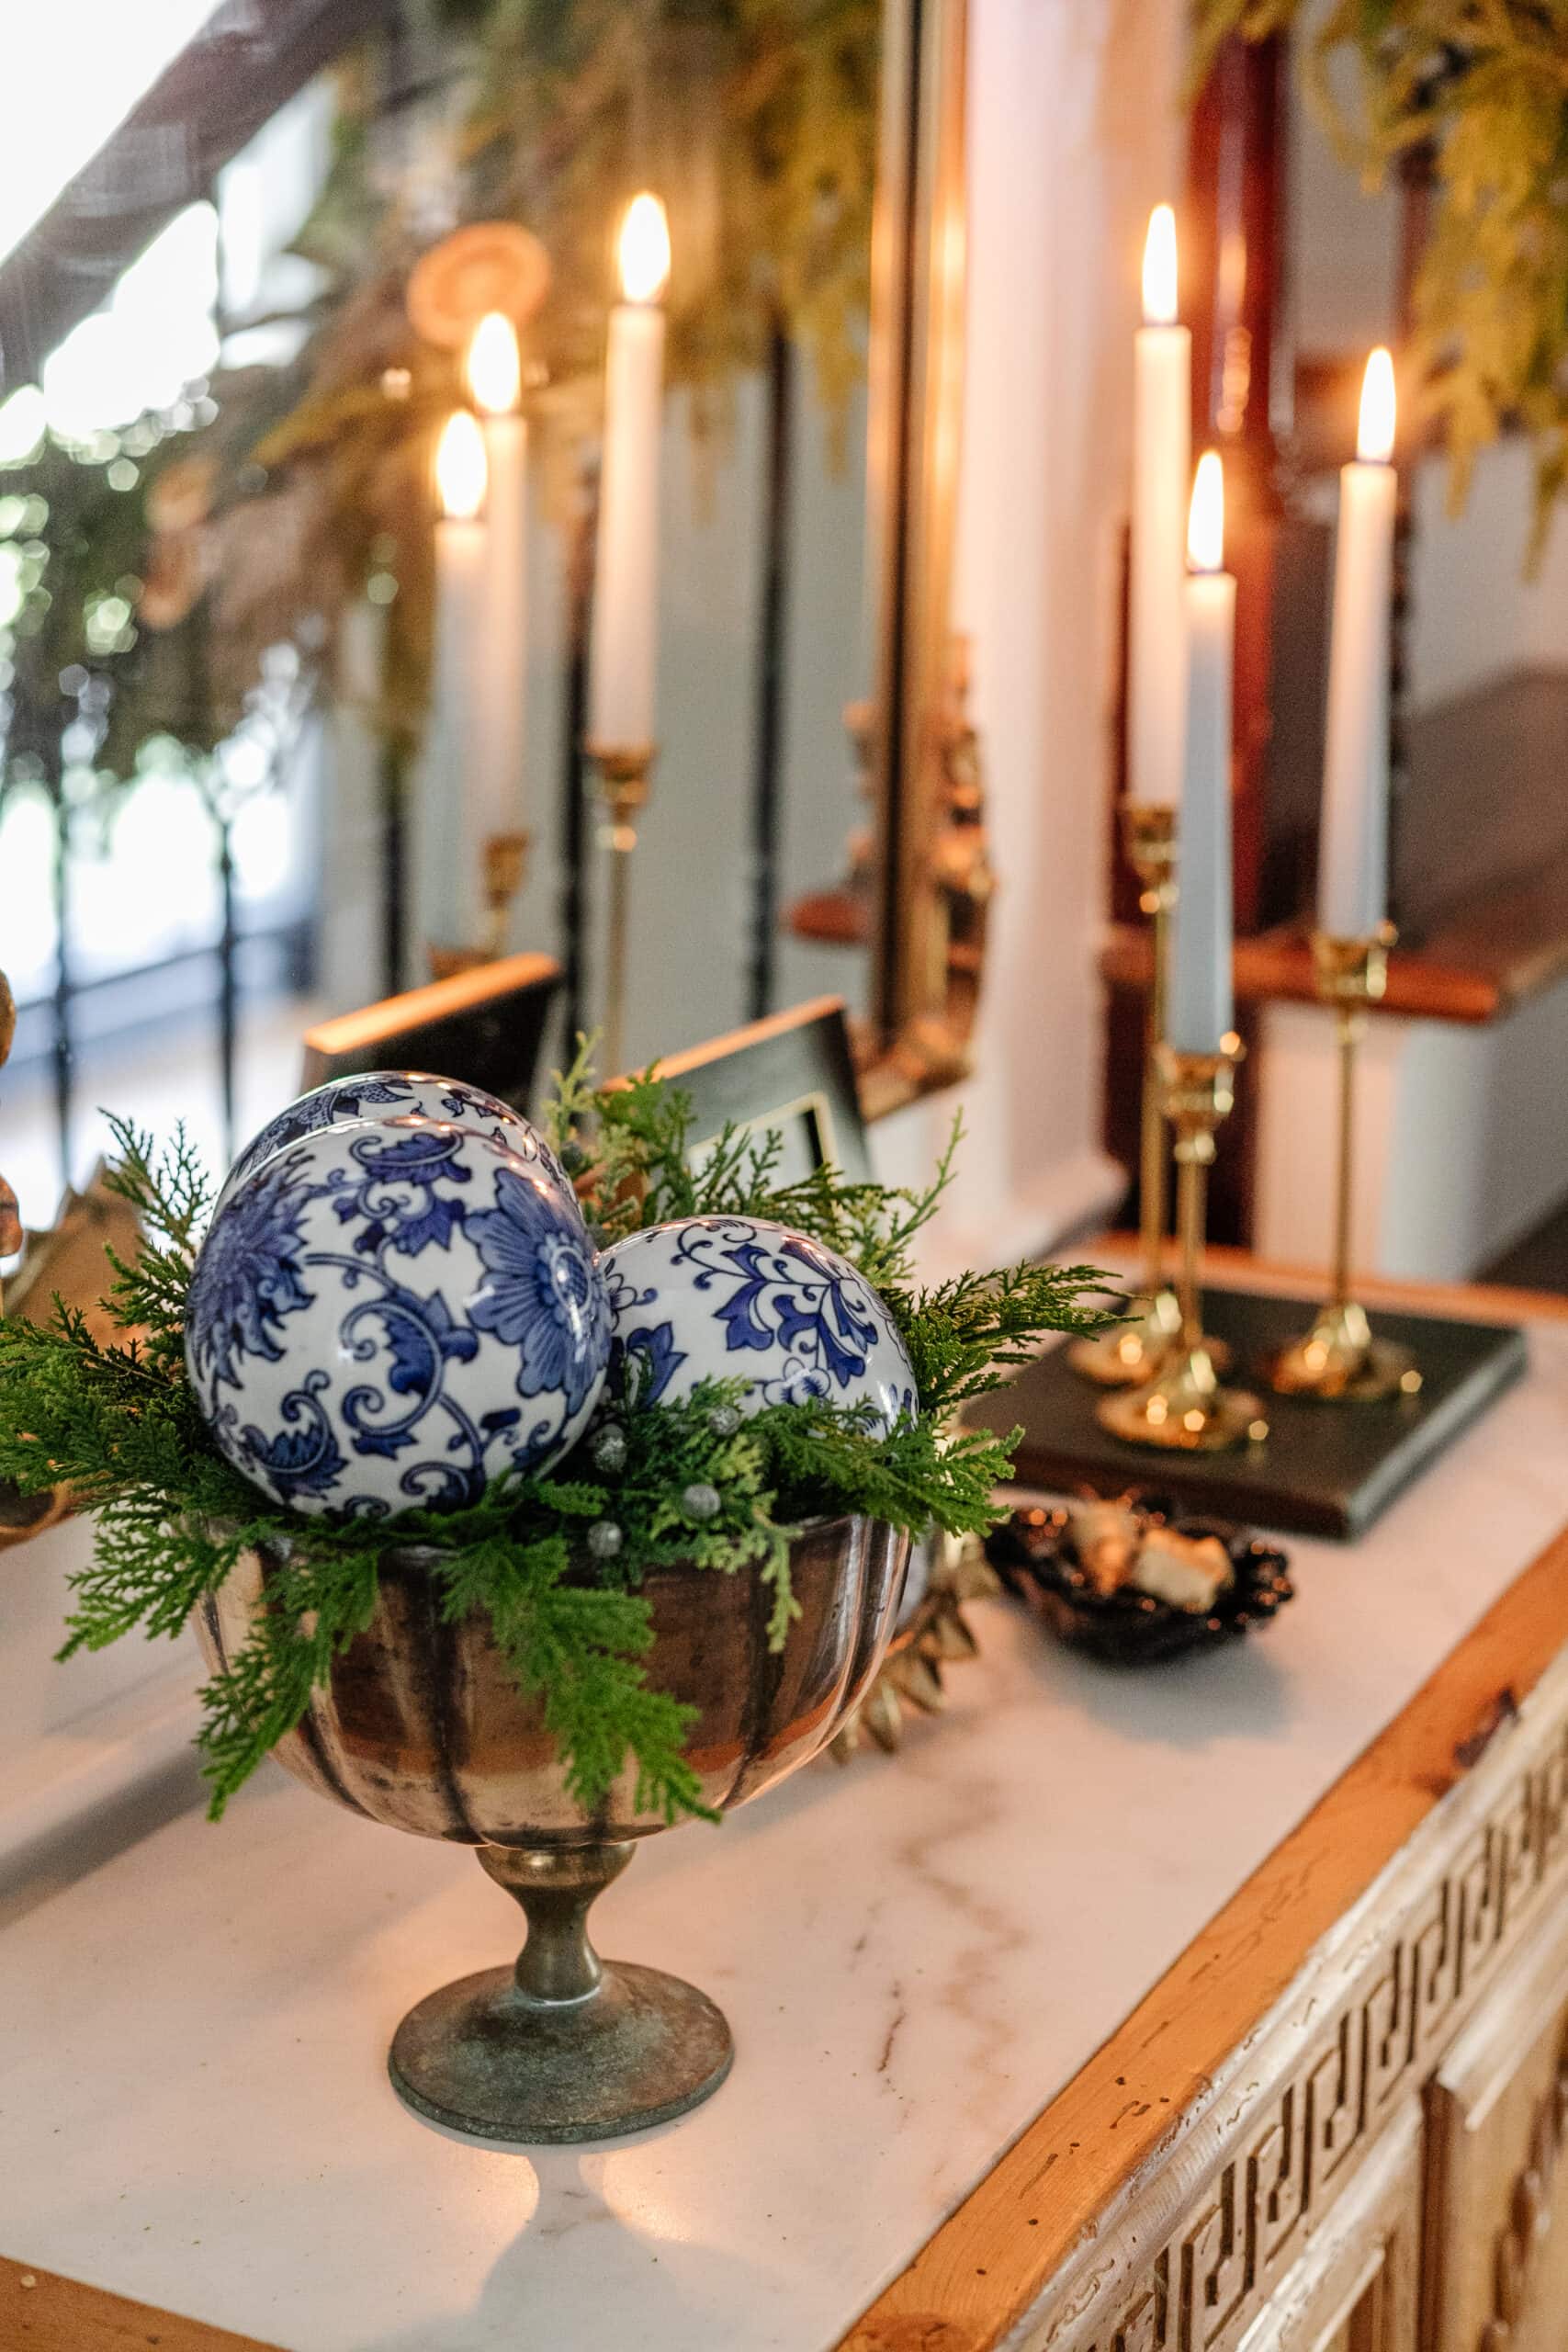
[389,1958,733,2144]
[389,1839,733,2145]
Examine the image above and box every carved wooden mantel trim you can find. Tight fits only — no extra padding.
[840,1523,1568,2352]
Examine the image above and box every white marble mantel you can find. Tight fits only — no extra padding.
[3,1303,1568,2352]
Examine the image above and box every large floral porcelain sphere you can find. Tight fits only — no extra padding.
[219,1070,570,1207]
[601,1216,917,1430]
[186,1116,610,1517]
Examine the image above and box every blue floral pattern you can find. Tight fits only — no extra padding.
[323,1128,475,1258]
[601,1261,687,1407]
[186,1148,317,1392]
[231,1370,347,1506]
[221,1070,570,1204]
[468,1169,611,1419]
[600,1216,916,1430]
[186,1100,609,1518]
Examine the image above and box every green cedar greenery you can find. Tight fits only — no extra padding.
[0,1057,1114,1825]
[1192,0,1568,552]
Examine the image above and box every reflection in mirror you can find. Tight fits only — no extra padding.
[0,1,973,1238]
[1104,20,1568,1259]
[1179,23,1568,961]
[1285,43,1568,961]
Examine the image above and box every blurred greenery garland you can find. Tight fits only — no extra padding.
[1192,0,1568,552]
[0,0,878,812]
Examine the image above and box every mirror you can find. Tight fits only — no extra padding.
[1177,25,1568,956]
[1101,19,1568,1256]
[0,0,975,1235]
[1284,42,1568,956]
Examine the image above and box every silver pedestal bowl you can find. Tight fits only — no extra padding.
[196,1513,908,2143]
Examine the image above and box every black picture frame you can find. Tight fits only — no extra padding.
[299,952,561,1112]
[644,997,873,1183]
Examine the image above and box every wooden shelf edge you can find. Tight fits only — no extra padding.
[838,1520,1568,2352]
[301,950,562,1060]
[1144,1238,1568,1329]
[1100,924,1506,1025]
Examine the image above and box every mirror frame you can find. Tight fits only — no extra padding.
[862,0,974,1120]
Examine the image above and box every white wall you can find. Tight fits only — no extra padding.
[1408,438,1568,709]
[876,0,1185,1273]
[1289,31,1402,363]
[1256,972,1568,1283]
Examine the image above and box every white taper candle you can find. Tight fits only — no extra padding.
[1130,204,1192,808]
[589,194,670,751]
[1168,451,1236,1055]
[428,409,489,947]
[1317,348,1397,938]
[466,313,528,847]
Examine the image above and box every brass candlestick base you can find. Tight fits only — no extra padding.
[429,829,532,980]
[588,740,656,1079]
[1265,1298,1421,1403]
[1261,927,1422,1406]
[1072,1285,1235,1388]
[1098,1041,1269,1454]
[1098,1341,1269,1452]
[1070,1283,1184,1386]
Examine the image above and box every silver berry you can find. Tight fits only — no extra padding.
[707,1406,741,1437]
[587,1521,624,1560]
[592,1424,627,1473]
[682,1482,721,1522]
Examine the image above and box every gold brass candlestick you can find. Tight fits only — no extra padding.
[1099,1038,1269,1453]
[589,741,655,1079]
[429,830,532,981]
[1069,803,1184,1384]
[1263,928,1422,1403]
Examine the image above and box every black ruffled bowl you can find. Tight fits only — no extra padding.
[985,1491,1293,1665]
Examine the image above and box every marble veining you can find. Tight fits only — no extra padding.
[1,1312,1566,2351]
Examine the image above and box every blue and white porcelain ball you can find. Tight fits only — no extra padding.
[219,1069,570,1208]
[186,1115,610,1517]
[600,1216,917,1430]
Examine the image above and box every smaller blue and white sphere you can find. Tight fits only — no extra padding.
[601,1216,917,1430]
[220,1070,570,1208]
[186,1114,610,1517]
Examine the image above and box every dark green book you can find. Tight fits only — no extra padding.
[964,1286,1528,1542]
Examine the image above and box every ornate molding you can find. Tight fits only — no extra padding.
[1017,1657,1568,2352]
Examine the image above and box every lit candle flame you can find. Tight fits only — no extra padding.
[617,192,671,305]
[435,409,487,520]
[1187,448,1224,572]
[466,311,521,417]
[1358,346,1396,464]
[1142,204,1179,327]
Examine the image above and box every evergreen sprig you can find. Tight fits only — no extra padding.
[0,1076,1114,1823]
